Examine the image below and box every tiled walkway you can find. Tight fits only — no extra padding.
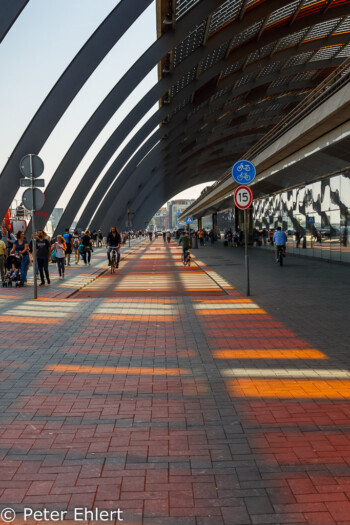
[0,240,349,524]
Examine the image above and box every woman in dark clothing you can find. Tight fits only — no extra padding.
[11,231,30,285]
[81,230,92,265]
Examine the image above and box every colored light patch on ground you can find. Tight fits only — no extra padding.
[90,313,177,322]
[227,378,350,399]
[45,364,188,376]
[0,315,61,324]
[197,308,266,315]
[213,349,328,359]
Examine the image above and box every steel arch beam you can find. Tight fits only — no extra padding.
[102,75,332,230]
[94,56,339,229]
[0,0,154,222]
[40,0,287,234]
[98,110,282,231]
[77,0,343,229]
[132,172,218,231]
[76,7,349,229]
[0,0,29,43]
[29,0,228,233]
[124,133,279,228]
[95,95,292,230]
[97,89,318,231]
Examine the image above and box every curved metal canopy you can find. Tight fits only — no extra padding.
[80,0,350,231]
[1,0,350,232]
[0,0,29,44]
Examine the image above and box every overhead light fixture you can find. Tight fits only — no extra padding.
[163,97,170,104]
[162,64,171,74]
[163,14,173,25]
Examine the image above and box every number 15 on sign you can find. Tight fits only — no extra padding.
[234,185,253,210]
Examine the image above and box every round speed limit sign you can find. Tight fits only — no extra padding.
[234,185,253,210]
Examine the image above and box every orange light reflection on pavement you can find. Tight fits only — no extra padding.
[90,314,177,322]
[213,349,328,359]
[0,316,60,324]
[227,378,350,399]
[198,308,266,315]
[45,364,187,376]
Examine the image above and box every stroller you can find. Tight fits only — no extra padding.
[3,254,22,287]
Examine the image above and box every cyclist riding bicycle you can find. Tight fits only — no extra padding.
[178,231,191,265]
[106,226,121,267]
[273,227,287,261]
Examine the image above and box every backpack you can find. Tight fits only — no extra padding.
[73,237,80,248]
[51,248,56,263]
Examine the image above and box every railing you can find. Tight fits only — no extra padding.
[244,56,350,161]
[185,57,350,211]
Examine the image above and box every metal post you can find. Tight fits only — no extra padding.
[30,154,38,300]
[244,209,250,297]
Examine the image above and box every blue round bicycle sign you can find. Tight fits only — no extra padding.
[231,159,256,185]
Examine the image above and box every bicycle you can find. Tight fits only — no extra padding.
[276,245,285,266]
[184,249,191,267]
[110,249,117,273]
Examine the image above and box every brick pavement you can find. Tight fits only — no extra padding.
[0,238,349,524]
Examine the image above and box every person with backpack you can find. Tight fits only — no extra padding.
[73,230,81,264]
[178,231,191,265]
[52,235,66,279]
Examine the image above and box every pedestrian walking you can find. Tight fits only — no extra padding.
[98,230,103,247]
[73,230,81,264]
[62,228,73,266]
[11,231,30,285]
[36,230,51,286]
[52,235,66,279]
[0,237,8,283]
[81,230,92,265]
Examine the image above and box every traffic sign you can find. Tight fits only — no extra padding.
[231,159,256,185]
[20,178,45,188]
[19,154,44,179]
[306,216,315,224]
[234,186,253,210]
[22,188,45,211]
[185,216,193,224]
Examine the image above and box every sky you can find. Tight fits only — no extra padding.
[0,0,213,219]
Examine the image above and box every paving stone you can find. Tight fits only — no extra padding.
[0,239,348,524]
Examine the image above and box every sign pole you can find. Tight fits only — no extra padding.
[244,209,250,297]
[29,154,38,300]
[232,160,256,298]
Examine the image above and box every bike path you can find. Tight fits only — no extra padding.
[0,239,348,524]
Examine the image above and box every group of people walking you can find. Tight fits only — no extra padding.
[0,226,98,287]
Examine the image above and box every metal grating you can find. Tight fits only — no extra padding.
[173,22,206,69]
[276,28,309,51]
[310,45,344,61]
[287,51,313,66]
[337,44,350,57]
[305,18,342,41]
[235,72,255,87]
[259,60,282,77]
[269,70,317,88]
[175,0,201,21]
[222,58,245,78]
[208,0,242,36]
[334,15,350,33]
[231,20,264,48]
[212,86,231,102]
[170,95,191,117]
[199,42,229,75]
[170,66,197,96]
[266,1,299,27]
